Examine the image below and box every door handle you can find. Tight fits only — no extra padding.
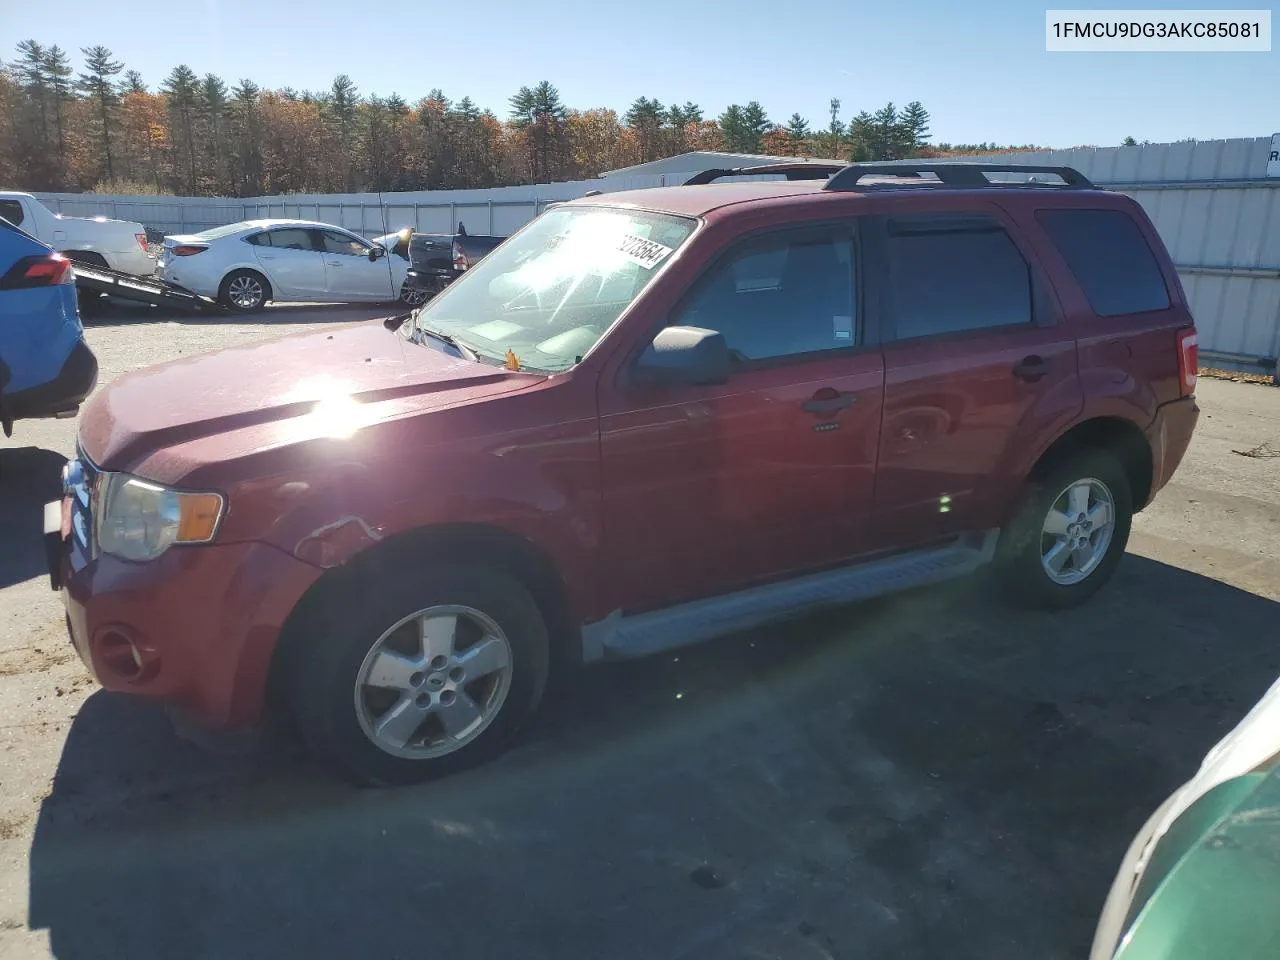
[258,254,277,260]
[802,392,857,414]
[1012,355,1051,382]
[326,260,342,267]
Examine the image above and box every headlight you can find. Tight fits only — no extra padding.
[96,473,224,562]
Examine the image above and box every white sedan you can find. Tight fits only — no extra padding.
[158,219,413,312]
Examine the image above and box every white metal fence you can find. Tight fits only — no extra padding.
[32,137,1280,373]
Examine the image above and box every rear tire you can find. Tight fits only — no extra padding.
[288,565,550,786]
[76,288,107,320]
[398,281,429,307]
[993,450,1132,609]
[218,269,269,312]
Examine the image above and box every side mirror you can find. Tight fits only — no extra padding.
[368,245,385,262]
[634,326,731,387]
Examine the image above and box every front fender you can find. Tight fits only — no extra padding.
[213,392,604,622]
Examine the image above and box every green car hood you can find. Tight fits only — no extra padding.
[1115,766,1280,959]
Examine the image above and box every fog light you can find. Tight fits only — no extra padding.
[95,628,158,683]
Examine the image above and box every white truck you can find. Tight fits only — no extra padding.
[0,192,154,277]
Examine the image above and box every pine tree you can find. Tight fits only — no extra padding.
[786,113,810,155]
[509,81,567,182]
[42,45,73,176]
[329,74,359,190]
[229,78,261,195]
[899,101,931,153]
[162,64,201,192]
[740,101,770,153]
[121,69,147,95]
[202,73,228,193]
[13,41,52,184]
[665,102,702,153]
[78,45,124,180]
[718,104,747,151]
[624,96,666,162]
[847,110,874,161]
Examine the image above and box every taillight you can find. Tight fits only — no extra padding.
[135,232,149,252]
[170,245,207,256]
[0,253,74,289]
[1177,328,1198,396]
[452,240,468,272]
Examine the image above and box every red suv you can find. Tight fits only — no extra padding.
[45,163,1199,785]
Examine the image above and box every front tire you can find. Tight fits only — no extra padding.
[994,450,1132,609]
[219,269,269,312]
[288,566,550,786]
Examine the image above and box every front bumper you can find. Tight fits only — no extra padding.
[44,504,322,728]
[1142,395,1199,508]
[1,338,97,424]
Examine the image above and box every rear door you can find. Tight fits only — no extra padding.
[599,221,885,613]
[868,203,1082,549]
[318,229,397,301]
[251,227,326,298]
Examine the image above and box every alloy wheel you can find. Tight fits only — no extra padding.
[1040,477,1116,586]
[228,275,264,309]
[353,605,514,759]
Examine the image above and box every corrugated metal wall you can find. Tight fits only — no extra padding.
[33,136,1280,367]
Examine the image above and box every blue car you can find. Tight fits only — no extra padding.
[0,217,97,436]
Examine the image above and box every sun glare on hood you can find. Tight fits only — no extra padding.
[284,379,369,440]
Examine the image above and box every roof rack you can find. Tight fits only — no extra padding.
[683,162,847,186]
[824,162,1095,191]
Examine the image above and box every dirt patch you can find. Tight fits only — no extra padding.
[0,645,76,678]
[0,815,28,841]
[1199,367,1277,386]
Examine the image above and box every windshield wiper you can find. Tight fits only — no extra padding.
[418,326,479,362]
[405,311,480,363]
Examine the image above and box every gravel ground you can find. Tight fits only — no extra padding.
[0,302,1278,960]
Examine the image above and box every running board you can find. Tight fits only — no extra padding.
[581,531,999,662]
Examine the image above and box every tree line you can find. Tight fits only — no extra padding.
[0,42,1042,198]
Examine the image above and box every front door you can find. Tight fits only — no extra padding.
[252,227,327,298]
[599,223,885,614]
[869,206,1082,549]
[318,229,397,301]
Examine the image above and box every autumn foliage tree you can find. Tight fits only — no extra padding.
[0,42,958,197]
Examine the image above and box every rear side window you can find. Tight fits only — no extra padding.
[263,228,315,251]
[1038,209,1170,317]
[0,199,25,226]
[886,215,1032,339]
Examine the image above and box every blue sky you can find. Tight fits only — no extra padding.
[6,0,1276,148]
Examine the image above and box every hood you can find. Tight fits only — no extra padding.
[78,319,540,472]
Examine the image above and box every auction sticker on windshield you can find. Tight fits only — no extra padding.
[616,234,674,269]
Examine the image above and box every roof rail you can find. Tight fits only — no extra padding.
[823,163,1095,191]
[683,162,847,186]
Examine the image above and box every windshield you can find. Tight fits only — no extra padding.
[415,206,696,372]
